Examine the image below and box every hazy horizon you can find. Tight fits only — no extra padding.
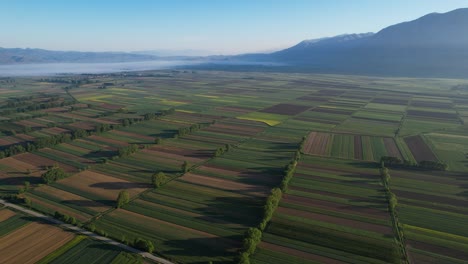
[1,0,467,55]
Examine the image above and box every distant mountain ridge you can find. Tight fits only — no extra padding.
[2,8,468,77]
[264,8,468,77]
[0,48,160,64]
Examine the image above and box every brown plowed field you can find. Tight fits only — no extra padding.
[41,127,69,135]
[0,222,74,264]
[145,145,211,164]
[393,190,467,207]
[259,242,346,264]
[181,173,268,197]
[303,132,331,156]
[14,133,36,141]
[111,130,155,142]
[404,135,438,162]
[259,103,310,115]
[197,165,276,184]
[13,153,78,173]
[408,239,468,260]
[0,209,16,222]
[354,136,363,160]
[59,170,148,200]
[68,121,96,130]
[88,135,129,147]
[383,138,402,159]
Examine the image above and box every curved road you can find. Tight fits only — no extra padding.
[0,199,174,264]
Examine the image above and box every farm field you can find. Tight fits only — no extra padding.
[0,71,467,263]
[251,156,399,264]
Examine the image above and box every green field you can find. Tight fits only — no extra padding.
[0,71,467,263]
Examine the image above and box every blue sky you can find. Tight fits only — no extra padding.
[1,0,467,54]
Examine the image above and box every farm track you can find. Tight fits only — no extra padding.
[0,199,175,264]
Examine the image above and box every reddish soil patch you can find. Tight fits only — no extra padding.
[41,127,69,135]
[383,138,402,159]
[14,153,78,173]
[15,120,46,129]
[88,135,128,147]
[0,136,22,147]
[111,130,155,142]
[215,106,255,114]
[303,132,331,156]
[181,173,269,197]
[198,165,277,185]
[407,240,468,260]
[404,135,438,162]
[14,134,36,141]
[59,170,148,200]
[259,103,310,115]
[407,110,458,120]
[354,136,363,160]
[283,194,389,220]
[259,241,346,264]
[98,103,123,110]
[69,121,96,130]
[0,222,74,264]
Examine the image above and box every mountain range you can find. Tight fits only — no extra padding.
[2,8,468,77]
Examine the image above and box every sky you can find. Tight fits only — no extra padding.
[1,0,467,55]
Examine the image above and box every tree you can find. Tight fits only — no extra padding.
[182,161,190,173]
[154,137,162,144]
[24,197,31,207]
[116,190,130,208]
[24,181,30,191]
[152,172,167,188]
[134,238,154,253]
[41,165,66,184]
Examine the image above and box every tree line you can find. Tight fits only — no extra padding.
[380,156,447,171]
[238,136,305,264]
